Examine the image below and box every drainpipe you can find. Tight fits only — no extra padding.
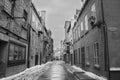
[100,0,110,79]
[27,24,31,68]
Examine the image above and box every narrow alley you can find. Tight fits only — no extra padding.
[0,0,120,80]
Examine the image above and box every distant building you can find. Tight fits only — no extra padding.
[63,21,71,63]
[29,3,43,67]
[30,3,54,65]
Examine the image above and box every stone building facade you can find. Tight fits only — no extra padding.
[72,0,120,79]
[0,0,54,78]
[0,0,31,78]
[28,3,43,67]
[41,27,54,63]
[63,21,71,63]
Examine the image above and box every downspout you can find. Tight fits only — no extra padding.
[100,0,110,79]
[27,3,32,68]
[27,24,31,68]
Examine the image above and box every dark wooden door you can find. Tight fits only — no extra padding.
[81,47,85,69]
[35,55,38,65]
[0,41,7,78]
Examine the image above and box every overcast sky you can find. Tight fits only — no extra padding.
[33,0,81,49]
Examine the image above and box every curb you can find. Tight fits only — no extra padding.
[64,64,95,80]
[73,72,96,80]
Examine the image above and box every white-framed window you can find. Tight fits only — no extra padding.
[94,42,99,65]
[74,30,76,41]
[91,3,96,18]
[81,21,84,31]
[73,31,75,41]
[85,15,88,30]
[76,29,78,40]
[78,25,81,38]
[77,27,79,39]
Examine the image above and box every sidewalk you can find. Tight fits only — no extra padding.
[64,64,95,80]
[64,63,107,80]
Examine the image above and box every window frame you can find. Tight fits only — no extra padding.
[85,15,89,30]
[86,46,90,66]
[93,42,99,65]
[79,48,81,64]
[78,25,81,38]
[91,3,97,21]
[81,21,84,31]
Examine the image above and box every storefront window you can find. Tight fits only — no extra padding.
[9,43,14,61]
[8,42,26,66]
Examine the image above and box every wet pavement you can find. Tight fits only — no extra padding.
[38,61,77,80]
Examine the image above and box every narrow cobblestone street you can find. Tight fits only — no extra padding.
[38,61,77,80]
[1,0,120,79]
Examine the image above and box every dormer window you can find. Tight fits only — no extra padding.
[91,3,97,21]
[89,3,97,27]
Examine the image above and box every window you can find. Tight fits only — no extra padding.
[74,29,76,40]
[75,29,77,40]
[86,46,90,65]
[77,28,79,40]
[81,22,84,31]
[79,25,81,37]
[75,49,77,64]
[91,3,96,18]
[74,50,76,65]
[9,43,14,61]
[77,49,79,64]
[76,29,78,40]
[74,50,77,65]
[79,48,81,64]
[94,42,99,65]
[8,42,26,66]
[73,31,75,41]
[85,15,88,30]
[91,3,96,13]
[74,31,76,41]
[78,25,81,38]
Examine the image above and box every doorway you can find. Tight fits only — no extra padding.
[35,55,38,65]
[0,40,8,78]
[81,47,85,69]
